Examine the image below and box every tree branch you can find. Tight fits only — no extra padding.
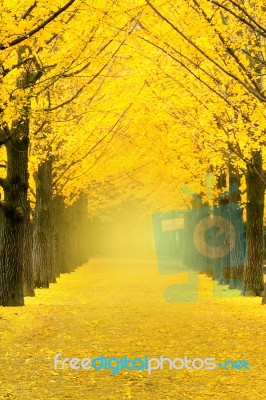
[21,1,38,20]
[54,103,132,188]
[0,0,76,50]
[209,0,266,36]
[144,0,266,102]
[210,0,266,36]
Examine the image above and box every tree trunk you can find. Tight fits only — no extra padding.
[32,158,54,288]
[51,195,65,277]
[213,171,228,284]
[228,168,245,291]
[0,127,29,306]
[262,281,266,304]
[23,201,35,296]
[51,196,61,278]
[0,46,42,306]
[52,196,73,274]
[244,152,265,296]
[74,192,89,265]
[60,204,74,273]
[53,194,89,274]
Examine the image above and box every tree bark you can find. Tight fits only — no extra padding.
[0,126,29,306]
[244,152,265,296]
[53,193,89,275]
[74,192,89,265]
[52,196,73,274]
[0,46,42,306]
[51,195,65,277]
[23,201,35,296]
[32,157,54,288]
[262,282,266,305]
[228,168,245,291]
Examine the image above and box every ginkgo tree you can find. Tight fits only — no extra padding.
[0,0,138,306]
[0,0,80,306]
[126,0,266,298]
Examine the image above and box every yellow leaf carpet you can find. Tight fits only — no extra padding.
[0,257,265,399]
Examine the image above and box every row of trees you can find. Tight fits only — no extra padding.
[0,0,265,305]
[0,0,140,305]
[128,0,266,303]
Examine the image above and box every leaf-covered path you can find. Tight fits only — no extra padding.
[0,257,265,399]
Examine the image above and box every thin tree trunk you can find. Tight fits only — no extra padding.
[33,158,53,288]
[61,205,73,273]
[228,168,245,291]
[53,197,73,274]
[23,201,35,296]
[51,195,64,277]
[74,192,89,265]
